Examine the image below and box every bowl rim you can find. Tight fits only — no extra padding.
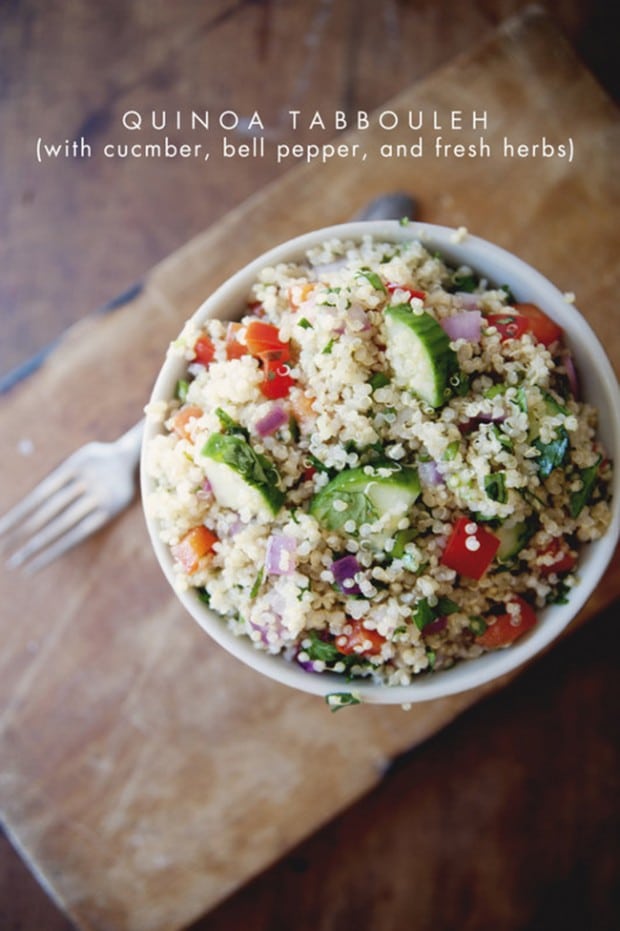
[141,220,620,705]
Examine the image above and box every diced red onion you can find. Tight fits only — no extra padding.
[423,615,448,636]
[249,619,270,645]
[454,292,481,310]
[331,555,363,595]
[296,653,317,673]
[255,405,288,436]
[418,459,444,486]
[227,518,245,537]
[440,310,482,342]
[265,533,297,575]
[459,413,506,433]
[347,304,371,332]
[196,477,213,501]
[563,351,580,399]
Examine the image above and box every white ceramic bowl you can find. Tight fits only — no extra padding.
[141,221,620,704]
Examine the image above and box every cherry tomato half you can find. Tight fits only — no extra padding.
[336,619,385,656]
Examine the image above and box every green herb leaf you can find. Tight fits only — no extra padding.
[534,428,569,479]
[436,596,459,616]
[175,379,189,402]
[443,440,461,461]
[312,489,377,531]
[368,371,391,392]
[305,453,331,474]
[569,455,602,517]
[289,415,300,443]
[392,527,418,559]
[491,424,513,450]
[450,271,478,293]
[469,617,488,636]
[250,568,264,599]
[215,407,249,440]
[325,692,362,711]
[413,598,435,631]
[485,472,508,503]
[305,631,342,664]
[322,339,335,355]
[500,284,515,304]
[426,649,437,670]
[358,268,387,293]
[547,580,571,605]
[196,586,211,605]
[298,317,313,330]
[515,387,528,413]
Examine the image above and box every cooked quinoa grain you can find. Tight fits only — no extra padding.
[144,235,613,685]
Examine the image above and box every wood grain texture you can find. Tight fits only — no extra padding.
[0,0,617,379]
[0,6,619,931]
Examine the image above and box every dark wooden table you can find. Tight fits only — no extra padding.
[1,3,618,929]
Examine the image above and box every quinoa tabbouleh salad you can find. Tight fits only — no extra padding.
[144,233,613,689]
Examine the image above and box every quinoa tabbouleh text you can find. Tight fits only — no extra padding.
[144,234,613,686]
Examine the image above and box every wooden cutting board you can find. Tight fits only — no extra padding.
[1,9,619,931]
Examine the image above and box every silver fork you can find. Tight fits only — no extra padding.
[0,420,144,573]
[0,193,416,572]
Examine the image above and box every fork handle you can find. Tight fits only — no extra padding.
[115,418,145,465]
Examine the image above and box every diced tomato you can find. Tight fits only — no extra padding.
[260,360,296,399]
[513,302,563,346]
[386,282,426,301]
[288,282,316,310]
[487,303,563,347]
[486,312,530,342]
[291,391,317,424]
[247,300,265,315]
[441,516,500,580]
[245,320,290,363]
[193,335,216,366]
[225,322,248,360]
[171,404,203,440]
[336,619,386,656]
[476,596,537,649]
[172,525,218,574]
[301,465,317,482]
[538,538,577,576]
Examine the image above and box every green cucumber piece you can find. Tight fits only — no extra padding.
[309,462,421,532]
[201,433,284,517]
[496,521,534,562]
[384,304,458,407]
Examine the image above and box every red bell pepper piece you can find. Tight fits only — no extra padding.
[441,516,500,580]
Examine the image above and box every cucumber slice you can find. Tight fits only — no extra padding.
[496,521,534,562]
[384,304,458,408]
[201,433,284,518]
[309,463,420,532]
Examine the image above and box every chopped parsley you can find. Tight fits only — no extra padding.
[357,267,387,293]
[469,617,488,636]
[175,378,189,402]
[250,568,264,599]
[534,428,569,479]
[485,472,508,503]
[368,371,391,392]
[215,407,249,440]
[569,456,602,517]
[325,692,362,711]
